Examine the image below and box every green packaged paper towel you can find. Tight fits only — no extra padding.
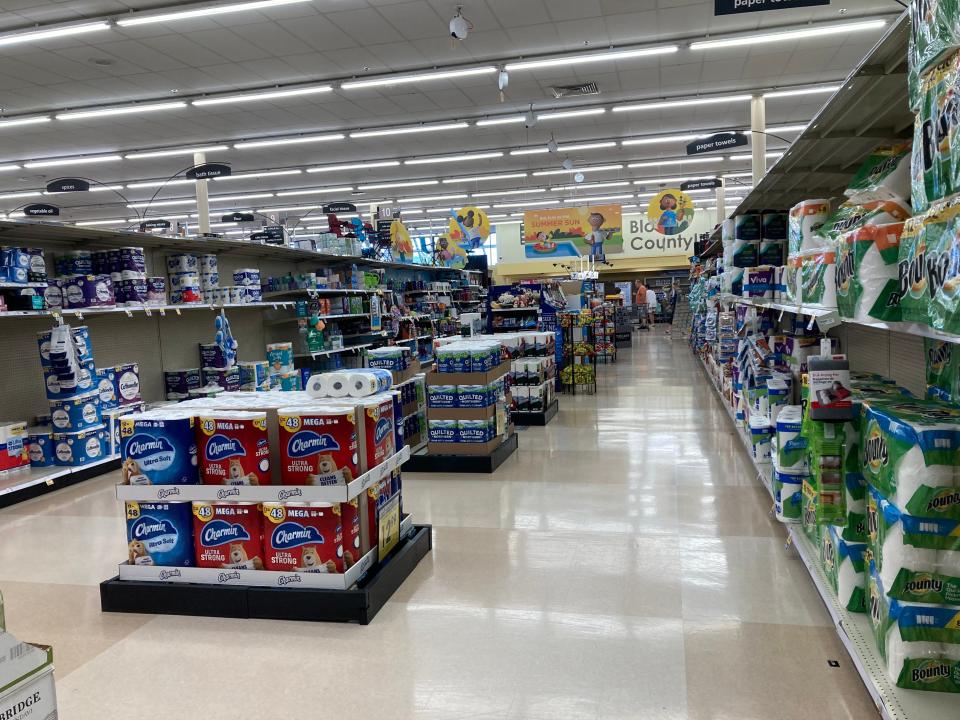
[836,222,905,322]
[844,143,912,205]
[925,337,959,402]
[822,524,867,612]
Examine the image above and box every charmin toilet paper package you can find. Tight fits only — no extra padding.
[836,222,905,322]
[925,338,959,402]
[868,485,960,606]
[862,398,960,519]
[788,199,831,254]
[868,560,960,692]
[822,524,867,612]
[844,143,912,205]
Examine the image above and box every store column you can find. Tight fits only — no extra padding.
[194,151,210,235]
[750,95,766,186]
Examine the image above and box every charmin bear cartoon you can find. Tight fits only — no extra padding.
[297,546,337,573]
[121,458,149,485]
[226,542,264,570]
[128,539,153,565]
[312,454,354,485]
[228,458,259,485]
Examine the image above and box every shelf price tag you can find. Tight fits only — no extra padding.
[159,308,165,317]
[378,495,401,562]
[175,308,181,316]
[124,309,133,318]
[144,307,152,317]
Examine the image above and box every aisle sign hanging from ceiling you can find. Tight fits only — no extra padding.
[140,219,170,231]
[680,178,722,191]
[686,132,747,155]
[46,178,90,193]
[323,202,356,214]
[715,0,828,15]
[24,204,59,217]
[222,212,255,223]
[187,163,231,180]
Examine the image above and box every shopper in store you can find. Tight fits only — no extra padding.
[634,281,649,330]
[645,285,659,329]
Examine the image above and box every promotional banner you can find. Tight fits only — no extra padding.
[448,206,491,250]
[646,188,696,235]
[522,204,622,259]
[390,218,413,260]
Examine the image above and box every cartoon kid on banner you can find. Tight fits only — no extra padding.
[647,189,694,236]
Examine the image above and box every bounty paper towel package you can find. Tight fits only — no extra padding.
[822,524,867,612]
[836,222,905,322]
[776,406,808,472]
[844,143,912,205]
[773,464,805,522]
[925,338,959,402]
[863,398,960,519]
[915,52,960,209]
[868,560,960,692]
[899,196,960,334]
[788,199,831,254]
[868,485,960,606]
[798,250,837,309]
[909,0,960,104]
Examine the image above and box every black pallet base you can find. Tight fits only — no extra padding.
[511,399,559,427]
[402,432,518,473]
[0,458,120,510]
[99,524,432,625]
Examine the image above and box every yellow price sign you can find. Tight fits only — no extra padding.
[378,495,401,562]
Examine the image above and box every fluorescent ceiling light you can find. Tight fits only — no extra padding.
[728,152,783,160]
[127,214,190,222]
[75,219,126,226]
[0,116,50,129]
[425,207,460,214]
[511,141,616,156]
[622,132,703,146]
[562,193,634,203]
[471,188,546,198]
[405,152,502,166]
[259,205,321,213]
[358,180,438,190]
[532,164,623,176]
[126,178,195,189]
[475,116,525,127]
[632,175,715,185]
[24,154,122,169]
[350,122,468,139]
[395,193,468,204]
[550,181,631,192]
[56,101,187,121]
[0,191,41,200]
[537,108,606,121]
[193,85,332,107]
[766,124,808,133]
[0,21,110,47]
[505,45,678,71]
[763,85,841,99]
[118,0,311,26]
[627,158,721,168]
[493,200,560,209]
[275,187,353,197]
[341,66,496,90]
[234,133,344,149]
[690,19,886,51]
[307,160,400,173]
[125,144,228,159]
[214,169,302,181]
[614,95,751,113]
[126,199,197,209]
[442,172,528,184]
[210,193,274,203]
[0,164,20,172]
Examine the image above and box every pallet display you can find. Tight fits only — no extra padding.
[688,12,960,714]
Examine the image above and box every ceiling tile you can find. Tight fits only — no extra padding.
[375,1,447,40]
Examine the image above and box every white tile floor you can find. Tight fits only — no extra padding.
[0,335,878,718]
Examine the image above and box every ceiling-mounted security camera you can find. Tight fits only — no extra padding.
[523,108,537,129]
[546,136,559,154]
[561,158,574,171]
[450,6,472,40]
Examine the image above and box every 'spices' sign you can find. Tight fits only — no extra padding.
[715,0,828,15]
[686,132,748,155]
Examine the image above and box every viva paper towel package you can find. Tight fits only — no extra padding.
[821,524,867,612]
[836,222,905,322]
[868,485,960,607]
[925,338,959,402]
[844,143,912,205]
[868,559,960,693]
[863,398,960,519]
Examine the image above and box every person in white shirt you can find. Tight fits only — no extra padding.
[645,287,658,327]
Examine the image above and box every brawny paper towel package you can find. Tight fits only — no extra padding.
[862,398,960,519]
[822,524,868,612]
[788,199,831,254]
[868,559,960,692]
[836,222,905,322]
[868,485,960,606]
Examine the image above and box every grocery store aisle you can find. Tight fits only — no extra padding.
[0,337,877,719]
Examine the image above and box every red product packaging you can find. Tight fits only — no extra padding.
[192,502,265,569]
[361,396,395,471]
[365,478,390,550]
[276,406,359,486]
[341,498,361,569]
[261,503,345,573]
[197,411,270,485]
